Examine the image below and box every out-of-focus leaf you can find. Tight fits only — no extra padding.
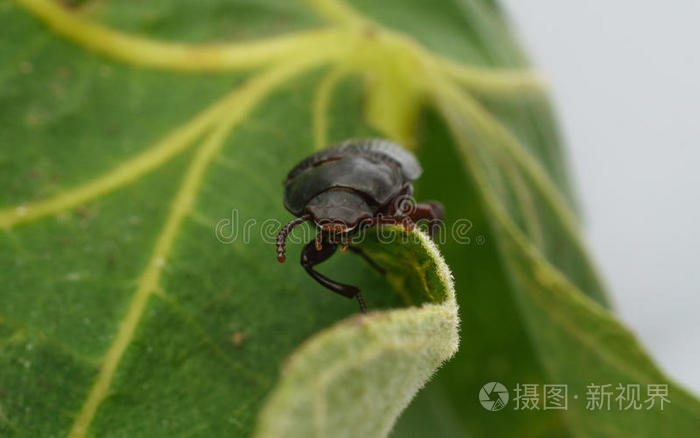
[255,228,458,438]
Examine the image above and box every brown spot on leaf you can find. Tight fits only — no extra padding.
[51,83,67,98]
[20,62,33,74]
[99,65,112,77]
[75,206,92,218]
[59,66,72,79]
[231,332,247,347]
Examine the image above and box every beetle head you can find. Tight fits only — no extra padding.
[306,189,373,234]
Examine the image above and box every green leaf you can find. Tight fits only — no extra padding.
[1,1,698,438]
[254,228,458,438]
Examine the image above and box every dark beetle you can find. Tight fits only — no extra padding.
[276,138,443,313]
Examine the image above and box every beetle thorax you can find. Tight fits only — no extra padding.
[305,189,373,233]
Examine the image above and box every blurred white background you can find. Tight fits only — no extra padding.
[501,1,700,394]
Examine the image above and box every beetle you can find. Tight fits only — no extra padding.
[276,138,443,313]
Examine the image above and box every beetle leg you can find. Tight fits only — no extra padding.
[314,232,323,251]
[399,216,415,232]
[405,201,444,238]
[340,235,350,253]
[301,239,367,313]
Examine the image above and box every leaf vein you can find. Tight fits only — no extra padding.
[66,59,322,437]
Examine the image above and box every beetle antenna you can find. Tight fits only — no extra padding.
[276,214,311,263]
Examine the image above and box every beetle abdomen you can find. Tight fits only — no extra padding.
[284,155,403,216]
[285,138,422,183]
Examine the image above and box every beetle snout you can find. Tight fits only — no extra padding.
[314,216,363,235]
[321,223,351,233]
